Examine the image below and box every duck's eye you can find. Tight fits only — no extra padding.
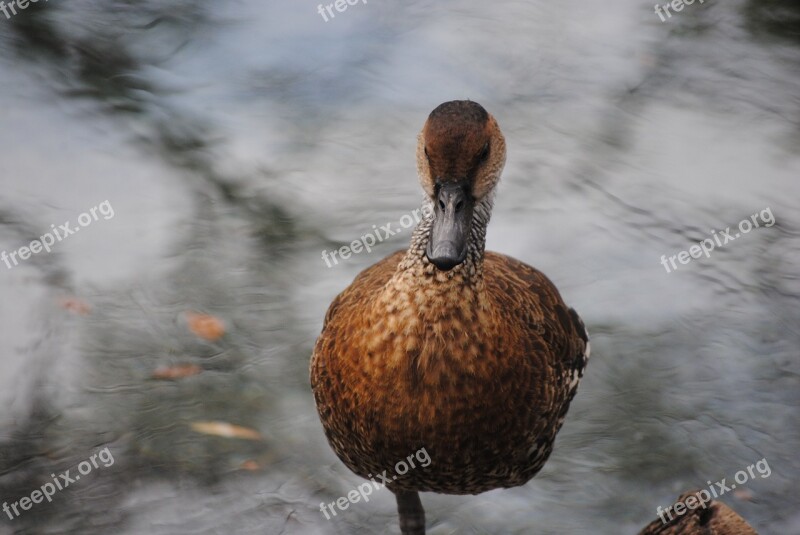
[478,142,490,162]
[424,146,430,160]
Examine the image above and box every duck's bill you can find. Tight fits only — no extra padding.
[425,182,473,271]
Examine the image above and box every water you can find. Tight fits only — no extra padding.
[0,0,798,533]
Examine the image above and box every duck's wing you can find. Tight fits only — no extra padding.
[484,251,590,399]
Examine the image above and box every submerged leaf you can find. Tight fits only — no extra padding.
[59,297,91,315]
[185,312,226,341]
[151,364,203,380]
[189,421,262,441]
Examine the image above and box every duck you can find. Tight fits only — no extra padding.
[310,100,590,534]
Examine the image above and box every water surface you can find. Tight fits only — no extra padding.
[0,0,798,533]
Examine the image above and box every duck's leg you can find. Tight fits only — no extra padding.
[395,491,426,535]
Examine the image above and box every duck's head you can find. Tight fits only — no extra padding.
[416,100,506,271]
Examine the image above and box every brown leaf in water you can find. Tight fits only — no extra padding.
[59,297,91,315]
[239,460,262,471]
[185,312,225,341]
[189,421,263,441]
[151,364,203,380]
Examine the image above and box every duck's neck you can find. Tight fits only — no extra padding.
[394,194,494,289]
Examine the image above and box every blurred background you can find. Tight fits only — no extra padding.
[0,0,798,533]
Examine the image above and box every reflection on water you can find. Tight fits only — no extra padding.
[1,0,798,533]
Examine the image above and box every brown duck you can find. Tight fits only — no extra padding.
[310,100,590,534]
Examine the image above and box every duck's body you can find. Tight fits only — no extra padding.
[313,249,587,494]
[311,101,589,533]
